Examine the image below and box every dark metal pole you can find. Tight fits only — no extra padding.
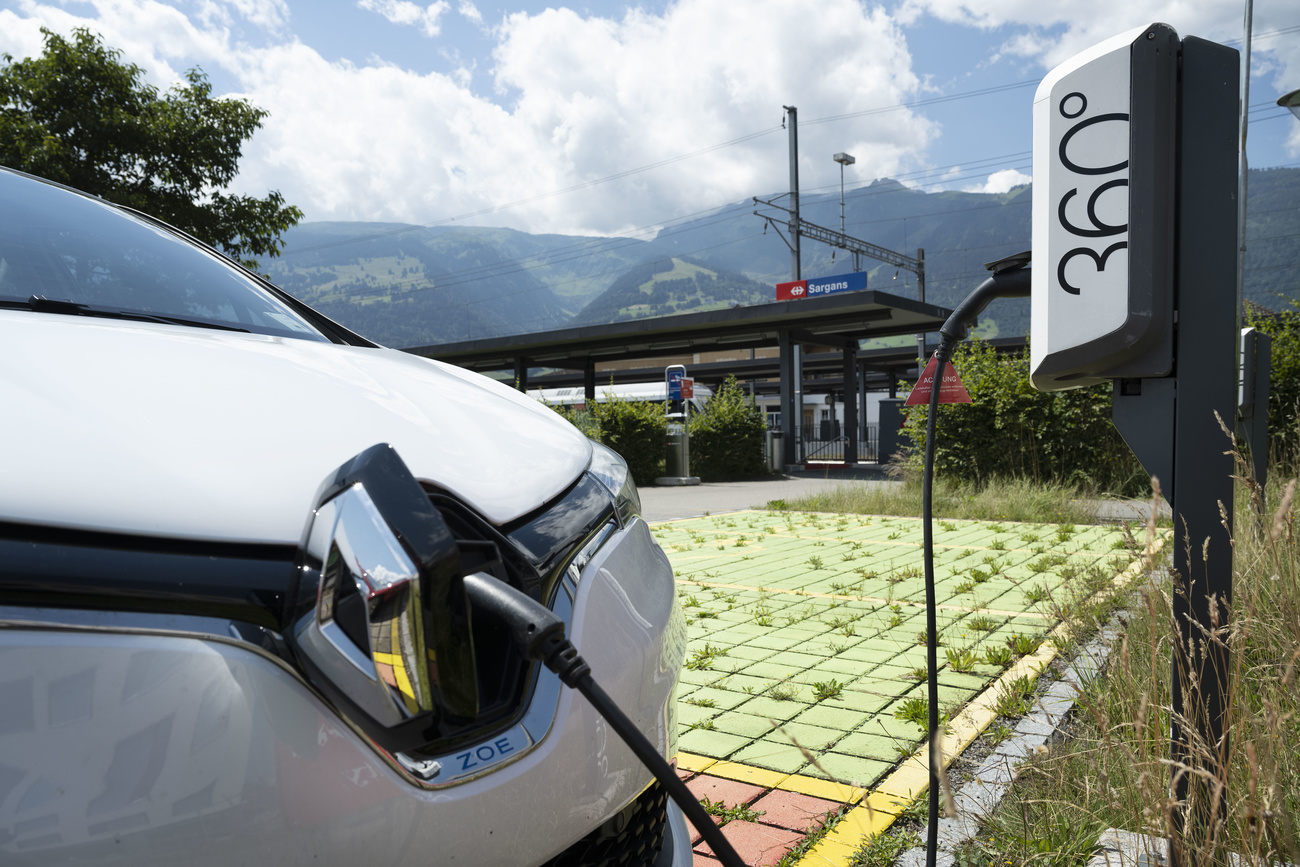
[843,346,858,464]
[1168,37,1238,867]
[785,106,801,283]
[784,105,804,463]
[779,328,796,467]
[915,248,927,373]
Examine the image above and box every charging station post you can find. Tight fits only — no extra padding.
[1032,24,1239,863]
[658,364,700,486]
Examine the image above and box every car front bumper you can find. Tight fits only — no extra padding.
[0,518,687,866]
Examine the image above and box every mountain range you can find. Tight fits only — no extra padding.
[260,168,1300,349]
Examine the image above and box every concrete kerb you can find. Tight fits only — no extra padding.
[889,539,1168,867]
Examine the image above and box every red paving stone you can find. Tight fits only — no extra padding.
[695,820,804,867]
[683,775,766,846]
[750,790,841,832]
[685,775,765,807]
[692,855,723,866]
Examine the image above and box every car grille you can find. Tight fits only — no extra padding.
[539,782,669,867]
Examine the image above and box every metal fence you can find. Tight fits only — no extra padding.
[798,425,879,463]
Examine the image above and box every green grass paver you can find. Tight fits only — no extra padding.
[834,731,909,761]
[863,710,928,743]
[655,510,1130,785]
[678,703,719,726]
[711,711,780,739]
[802,753,893,784]
[734,695,811,721]
[767,721,840,751]
[709,672,770,694]
[789,704,870,732]
[679,667,725,686]
[740,660,805,680]
[764,650,825,669]
[726,644,779,662]
[683,687,752,710]
[731,741,811,774]
[678,728,749,758]
[746,633,809,651]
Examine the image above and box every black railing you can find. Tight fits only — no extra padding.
[799,426,879,463]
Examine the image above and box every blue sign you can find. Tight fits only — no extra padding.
[667,368,684,401]
[805,271,866,298]
[776,271,867,301]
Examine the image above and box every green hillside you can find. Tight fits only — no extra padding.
[569,257,774,325]
[260,168,1300,348]
[263,223,648,346]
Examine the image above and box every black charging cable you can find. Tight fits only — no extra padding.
[463,573,747,867]
[920,253,1031,867]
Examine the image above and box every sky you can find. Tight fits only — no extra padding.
[1,0,1297,240]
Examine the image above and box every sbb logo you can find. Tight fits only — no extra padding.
[776,279,809,301]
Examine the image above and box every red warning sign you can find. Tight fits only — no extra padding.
[681,377,694,399]
[904,355,972,406]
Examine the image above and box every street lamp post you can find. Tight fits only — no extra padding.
[1280,88,1300,120]
[833,152,856,270]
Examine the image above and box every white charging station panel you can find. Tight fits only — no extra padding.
[1031,24,1178,391]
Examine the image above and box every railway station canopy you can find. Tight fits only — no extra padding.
[403,289,953,388]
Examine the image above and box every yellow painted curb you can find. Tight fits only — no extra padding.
[703,760,790,789]
[803,802,897,864]
[794,836,860,866]
[775,774,865,805]
[675,752,716,773]
[863,789,911,816]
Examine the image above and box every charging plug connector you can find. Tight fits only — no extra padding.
[462,572,746,867]
[462,572,591,686]
[919,253,1030,867]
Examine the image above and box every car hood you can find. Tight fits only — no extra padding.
[1,313,592,543]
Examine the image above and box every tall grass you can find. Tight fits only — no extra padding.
[779,475,1103,525]
[957,465,1300,865]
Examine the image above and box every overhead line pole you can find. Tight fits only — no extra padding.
[783,105,803,467]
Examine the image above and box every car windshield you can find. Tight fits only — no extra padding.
[0,170,327,342]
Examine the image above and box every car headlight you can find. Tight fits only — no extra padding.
[587,441,641,524]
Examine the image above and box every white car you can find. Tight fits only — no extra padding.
[0,167,690,866]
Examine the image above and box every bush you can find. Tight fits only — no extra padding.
[589,395,666,487]
[546,404,599,439]
[689,375,768,481]
[901,339,1145,495]
[1248,299,1300,471]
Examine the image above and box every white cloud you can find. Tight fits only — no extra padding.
[1,0,934,236]
[457,1,481,26]
[358,0,450,38]
[903,0,1300,163]
[905,0,1300,104]
[965,168,1030,193]
[485,0,933,233]
[215,0,291,32]
[0,1,241,88]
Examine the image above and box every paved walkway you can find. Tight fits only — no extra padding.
[649,507,1134,866]
[639,472,896,523]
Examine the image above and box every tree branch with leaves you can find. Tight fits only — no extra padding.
[0,28,301,269]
